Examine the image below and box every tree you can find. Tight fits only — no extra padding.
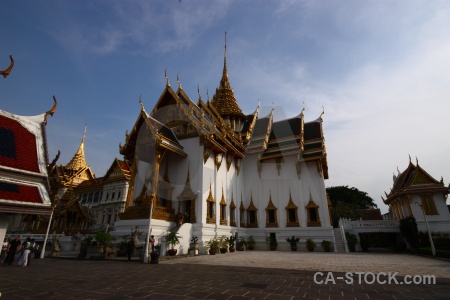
[327,186,377,227]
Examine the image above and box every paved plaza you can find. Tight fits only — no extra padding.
[1,251,449,299]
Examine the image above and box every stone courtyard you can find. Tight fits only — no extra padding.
[1,251,449,299]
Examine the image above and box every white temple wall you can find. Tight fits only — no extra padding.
[168,137,201,215]
[409,193,450,233]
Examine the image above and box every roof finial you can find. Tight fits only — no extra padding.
[416,156,419,166]
[397,166,400,174]
[165,68,170,86]
[257,99,260,108]
[197,84,202,101]
[177,72,182,89]
[0,55,14,78]
[224,31,227,69]
[44,95,58,126]
[82,124,87,143]
[408,154,411,164]
[320,106,325,119]
[271,101,275,111]
[206,88,210,102]
[139,95,145,111]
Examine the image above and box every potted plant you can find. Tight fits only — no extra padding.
[219,235,229,253]
[190,236,199,255]
[227,234,237,252]
[321,240,332,252]
[346,232,357,252]
[247,235,256,250]
[286,235,300,251]
[267,236,278,251]
[205,238,219,255]
[77,236,93,259]
[166,229,182,256]
[95,232,116,258]
[150,245,160,264]
[117,234,130,257]
[237,237,246,251]
[305,238,316,252]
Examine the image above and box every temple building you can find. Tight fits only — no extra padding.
[383,157,450,233]
[0,98,56,242]
[112,36,334,251]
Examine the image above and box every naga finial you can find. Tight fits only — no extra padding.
[47,150,61,173]
[320,106,325,119]
[177,72,182,89]
[44,96,58,125]
[165,68,170,86]
[0,55,14,78]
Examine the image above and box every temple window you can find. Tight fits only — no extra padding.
[87,192,93,204]
[106,193,109,201]
[285,193,299,227]
[421,196,438,215]
[118,191,121,200]
[219,188,227,225]
[265,195,278,227]
[306,196,321,227]
[206,185,216,224]
[239,201,245,227]
[111,192,115,200]
[93,191,100,203]
[246,196,258,228]
[230,199,236,227]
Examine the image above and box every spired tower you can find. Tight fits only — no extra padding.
[113,34,333,253]
[211,32,246,133]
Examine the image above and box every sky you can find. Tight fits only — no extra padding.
[1,0,449,213]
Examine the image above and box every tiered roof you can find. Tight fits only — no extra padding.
[0,99,57,215]
[383,158,449,205]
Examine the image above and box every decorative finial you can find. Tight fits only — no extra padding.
[83,124,87,142]
[397,166,400,174]
[206,88,210,102]
[224,31,227,65]
[0,55,14,78]
[44,96,58,126]
[301,102,306,116]
[320,106,325,119]
[197,84,202,101]
[408,154,411,163]
[416,156,419,166]
[165,68,170,86]
[271,101,275,111]
[257,99,260,108]
[177,72,182,89]
[139,95,145,111]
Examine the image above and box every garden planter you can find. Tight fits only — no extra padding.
[220,248,227,254]
[209,249,217,255]
[167,249,177,256]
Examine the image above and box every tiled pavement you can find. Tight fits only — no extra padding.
[1,252,449,299]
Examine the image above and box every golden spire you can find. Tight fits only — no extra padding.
[211,32,245,119]
[66,124,88,170]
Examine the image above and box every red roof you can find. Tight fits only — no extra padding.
[0,181,43,204]
[0,115,40,173]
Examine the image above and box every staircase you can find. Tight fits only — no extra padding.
[333,228,347,253]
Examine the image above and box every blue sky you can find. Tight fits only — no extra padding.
[1,0,449,213]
